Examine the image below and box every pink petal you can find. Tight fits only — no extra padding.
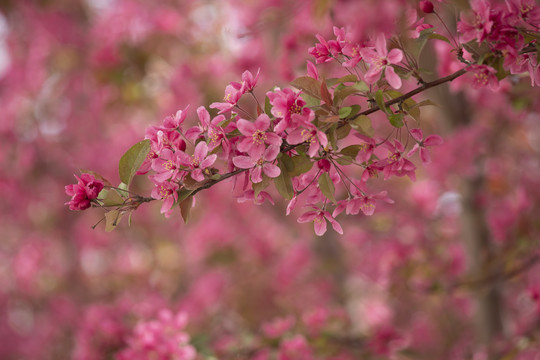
[313,215,328,236]
[194,141,208,159]
[375,34,388,57]
[191,169,204,182]
[286,129,306,145]
[359,48,379,65]
[407,143,420,158]
[233,156,256,169]
[297,211,318,223]
[250,166,263,183]
[237,119,256,136]
[364,65,382,84]
[387,48,403,64]
[263,163,281,178]
[266,132,283,147]
[424,135,443,146]
[200,154,217,168]
[385,66,402,89]
[254,114,270,131]
[329,217,343,234]
[197,106,210,127]
[409,128,423,142]
[263,145,280,162]
[420,148,432,164]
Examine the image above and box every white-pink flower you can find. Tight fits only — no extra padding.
[237,114,282,154]
[297,205,343,236]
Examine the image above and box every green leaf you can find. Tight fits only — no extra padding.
[428,33,451,44]
[374,90,390,115]
[300,93,320,108]
[318,172,336,204]
[105,210,123,232]
[252,174,271,198]
[339,106,352,119]
[102,189,125,207]
[274,159,294,200]
[350,115,374,137]
[280,153,295,172]
[353,81,369,92]
[290,76,321,99]
[177,188,194,204]
[320,78,333,106]
[179,196,194,224]
[334,86,361,106]
[340,144,363,158]
[326,74,358,87]
[264,96,272,116]
[119,139,151,187]
[290,155,313,177]
[388,113,405,128]
[328,123,338,150]
[336,123,351,140]
[335,156,353,165]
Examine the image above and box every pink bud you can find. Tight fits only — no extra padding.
[419,0,434,13]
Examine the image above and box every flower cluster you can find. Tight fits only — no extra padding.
[116,310,196,360]
[65,174,104,211]
[66,1,540,237]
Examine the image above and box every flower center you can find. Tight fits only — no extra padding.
[301,129,315,143]
[252,130,267,145]
[158,185,171,198]
[164,160,175,171]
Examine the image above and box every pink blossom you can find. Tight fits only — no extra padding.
[150,179,179,217]
[210,82,243,114]
[419,1,434,13]
[407,128,444,164]
[178,142,217,182]
[278,335,313,360]
[297,205,343,236]
[240,68,260,93]
[65,174,104,211]
[262,316,295,338]
[162,105,189,130]
[117,309,196,360]
[237,114,282,154]
[457,0,494,43]
[151,148,184,182]
[267,88,308,133]
[505,0,540,27]
[235,189,275,205]
[286,122,328,158]
[467,64,500,90]
[306,60,319,80]
[232,145,281,183]
[360,34,403,89]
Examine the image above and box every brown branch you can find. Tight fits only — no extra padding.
[349,68,468,120]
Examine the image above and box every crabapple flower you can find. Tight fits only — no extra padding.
[306,60,319,80]
[407,128,444,164]
[457,0,494,43]
[210,82,243,114]
[286,122,328,158]
[65,174,104,211]
[235,189,275,205]
[267,88,308,133]
[308,34,334,63]
[163,105,189,130]
[240,68,260,93]
[467,64,499,90]
[419,1,434,13]
[117,310,196,360]
[360,34,403,89]
[237,114,282,154]
[150,179,179,217]
[233,145,281,183]
[297,205,343,236]
[178,142,217,182]
[151,148,183,182]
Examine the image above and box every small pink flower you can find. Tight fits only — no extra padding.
[457,0,494,43]
[286,121,328,158]
[240,68,260,93]
[65,174,104,211]
[297,205,343,236]
[235,189,275,205]
[150,179,179,217]
[407,128,444,164]
[360,34,403,89]
[233,145,281,183]
[419,1,434,13]
[163,105,189,130]
[151,148,184,182]
[467,64,499,90]
[262,316,295,338]
[237,114,282,154]
[306,60,319,80]
[178,142,217,182]
[210,82,243,114]
[267,88,308,133]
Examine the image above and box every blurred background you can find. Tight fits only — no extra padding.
[1,0,540,359]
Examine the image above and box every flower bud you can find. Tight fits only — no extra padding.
[419,0,434,13]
